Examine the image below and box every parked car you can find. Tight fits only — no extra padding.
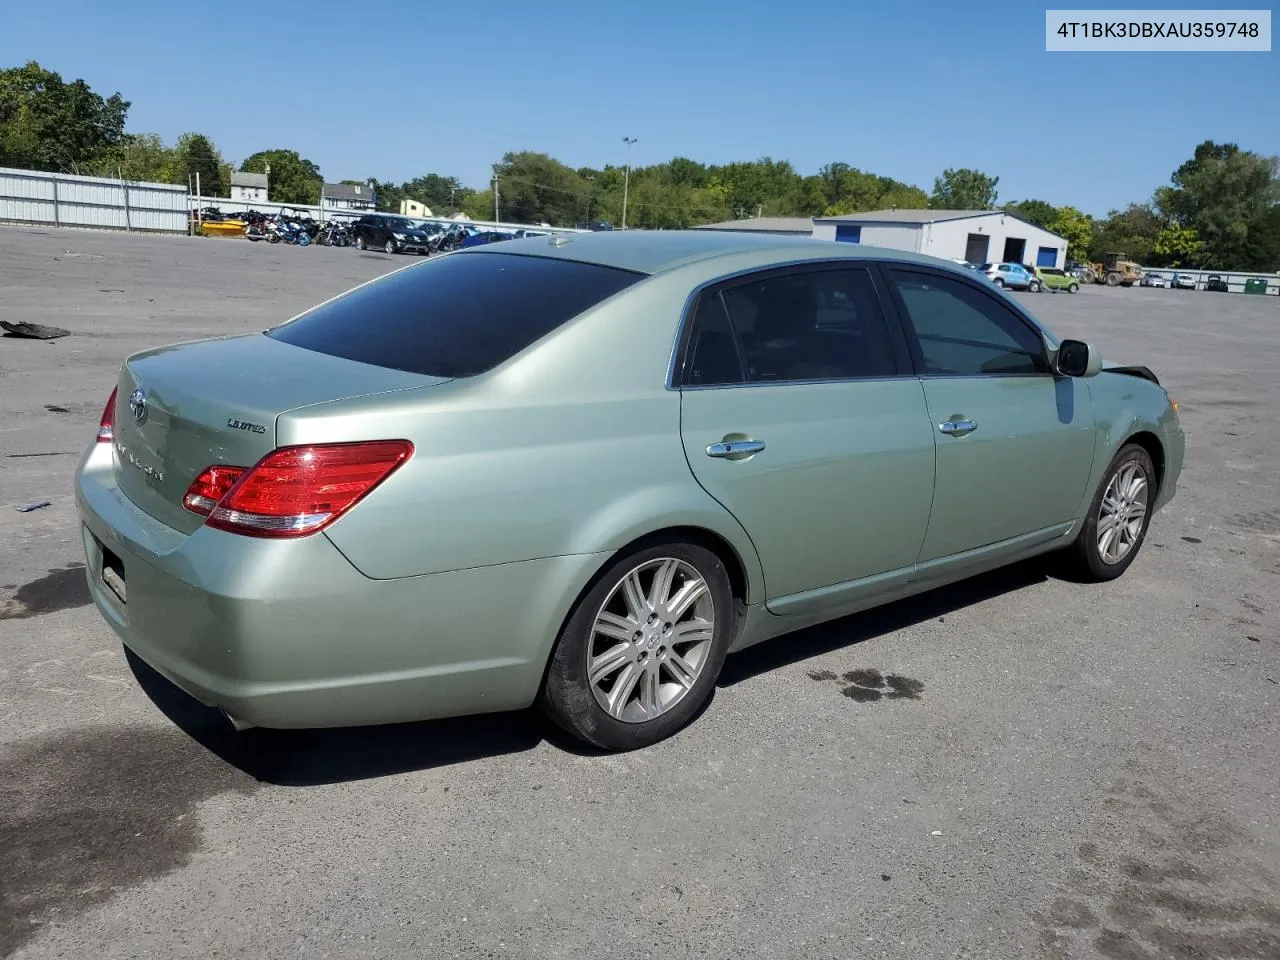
[1034,267,1080,293]
[576,219,614,231]
[979,262,1040,291]
[1141,272,1167,288]
[460,230,515,248]
[77,232,1183,750]
[1171,272,1197,290]
[1205,274,1229,293]
[351,214,435,254]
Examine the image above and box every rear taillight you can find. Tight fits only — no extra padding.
[183,465,248,516]
[183,441,413,538]
[97,387,118,442]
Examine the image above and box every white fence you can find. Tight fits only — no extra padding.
[0,166,189,233]
[1136,266,1279,295]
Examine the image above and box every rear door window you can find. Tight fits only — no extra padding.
[268,252,644,377]
[680,266,902,386]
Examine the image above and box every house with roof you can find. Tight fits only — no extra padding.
[229,171,268,204]
[812,209,1069,269]
[321,182,376,214]
[691,216,815,237]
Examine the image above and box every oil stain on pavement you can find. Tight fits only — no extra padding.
[806,667,925,703]
[0,725,258,956]
[0,563,91,621]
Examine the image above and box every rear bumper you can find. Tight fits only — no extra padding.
[75,442,605,729]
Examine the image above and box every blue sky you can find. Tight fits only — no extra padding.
[3,0,1275,215]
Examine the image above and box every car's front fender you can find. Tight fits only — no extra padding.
[1080,373,1184,516]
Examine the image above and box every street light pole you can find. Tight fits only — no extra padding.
[621,137,637,230]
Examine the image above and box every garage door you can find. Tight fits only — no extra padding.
[1036,246,1058,267]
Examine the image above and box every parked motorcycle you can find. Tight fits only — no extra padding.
[316,220,352,246]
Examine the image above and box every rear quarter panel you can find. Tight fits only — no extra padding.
[278,268,767,600]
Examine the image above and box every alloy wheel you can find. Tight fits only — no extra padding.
[588,557,716,723]
[1097,462,1148,564]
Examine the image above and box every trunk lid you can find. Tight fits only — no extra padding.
[112,333,448,534]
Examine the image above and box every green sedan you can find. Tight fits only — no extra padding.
[1035,267,1080,293]
[75,232,1184,750]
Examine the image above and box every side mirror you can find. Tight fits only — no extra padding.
[1056,339,1102,378]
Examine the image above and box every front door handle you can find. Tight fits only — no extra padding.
[938,418,978,436]
[706,439,766,459]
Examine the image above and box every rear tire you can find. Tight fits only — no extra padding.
[1069,282,1079,293]
[541,542,734,751]
[1068,443,1156,582]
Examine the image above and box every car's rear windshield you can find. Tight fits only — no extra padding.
[267,251,645,378]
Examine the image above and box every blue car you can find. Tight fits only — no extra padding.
[460,230,516,249]
[978,262,1041,291]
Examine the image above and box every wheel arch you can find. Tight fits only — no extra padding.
[1123,429,1166,494]
[535,523,758,696]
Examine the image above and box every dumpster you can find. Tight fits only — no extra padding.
[1243,277,1269,295]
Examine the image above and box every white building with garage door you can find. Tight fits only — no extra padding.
[812,209,1068,269]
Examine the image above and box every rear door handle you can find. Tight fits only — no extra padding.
[938,419,978,436]
[706,439,766,459]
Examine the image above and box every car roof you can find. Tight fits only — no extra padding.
[454,228,964,277]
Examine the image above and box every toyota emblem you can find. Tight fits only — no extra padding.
[129,387,147,423]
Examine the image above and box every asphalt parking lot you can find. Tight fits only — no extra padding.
[2,226,1277,960]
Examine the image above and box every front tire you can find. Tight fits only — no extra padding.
[1069,282,1079,293]
[384,238,398,254]
[1029,280,1042,293]
[1069,443,1156,581]
[541,542,734,750]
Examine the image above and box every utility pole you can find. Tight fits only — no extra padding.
[583,174,595,223]
[492,175,500,223]
[621,137,637,230]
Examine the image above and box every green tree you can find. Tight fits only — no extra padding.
[1004,199,1057,228]
[176,133,224,196]
[0,61,129,171]
[1151,222,1203,267]
[1090,203,1162,264]
[241,149,322,205]
[368,178,405,213]
[462,188,495,221]
[1048,205,1093,264]
[1241,205,1280,271]
[93,133,180,183]
[1154,141,1279,269]
[929,168,999,210]
[491,151,589,225]
[400,173,472,213]
[815,162,927,215]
